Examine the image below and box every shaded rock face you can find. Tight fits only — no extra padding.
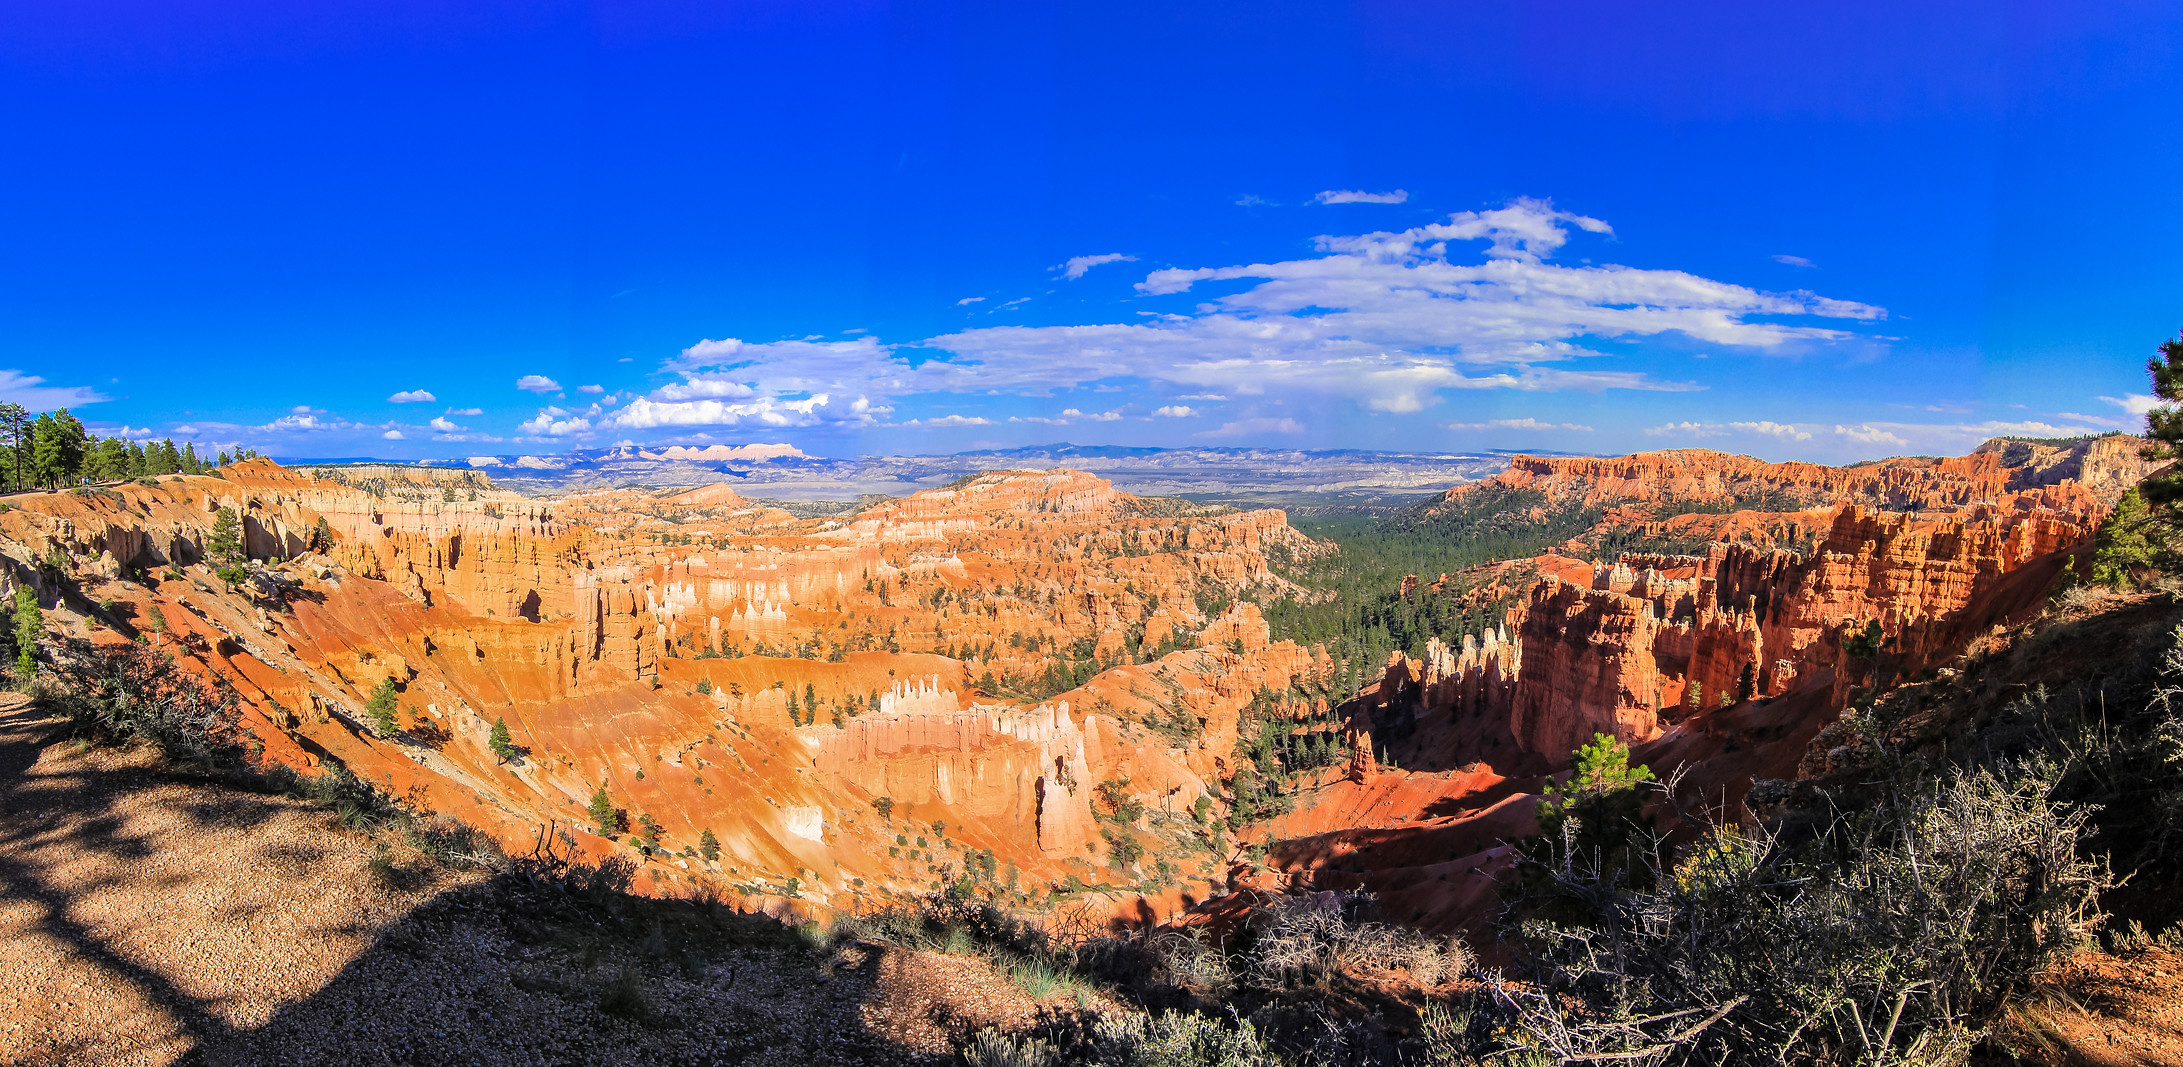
[1361,444,2121,775]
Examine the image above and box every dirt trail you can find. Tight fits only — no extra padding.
[0,694,470,1065]
[0,696,1072,1066]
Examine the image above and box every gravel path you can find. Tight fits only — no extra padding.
[0,697,1072,1066]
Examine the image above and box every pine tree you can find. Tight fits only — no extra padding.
[92,437,127,482]
[0,403,26,491]
[489,716,515,763]
[365,678,399,737]
[32,413,82,488]
[159,440,182,475]
[2090,487,2160,586]
[2146,330,2183,508]
[208,507,244,569]
[126,441,147,478]
[588,784,619,836]
[698,828,719,862]
[183,442,199,473]
[13,585,38,677]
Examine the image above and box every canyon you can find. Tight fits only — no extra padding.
[2,434,2150,933]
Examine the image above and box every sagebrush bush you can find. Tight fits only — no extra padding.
[52,637,244,767]
[1245,890,1464,988]
[1485,763,2107,1065]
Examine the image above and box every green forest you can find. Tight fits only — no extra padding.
[0,404,253,492]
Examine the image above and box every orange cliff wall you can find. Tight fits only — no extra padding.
[0,462,1324,918]
[1358,445,2126,778]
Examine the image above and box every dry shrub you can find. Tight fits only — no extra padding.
[1483,763,2109,1066]
[1247,891,1467,988]
[51,637,244,767]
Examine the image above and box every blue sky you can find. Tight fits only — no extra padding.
[3,1,2180,463]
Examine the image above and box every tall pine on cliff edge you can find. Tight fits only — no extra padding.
[2142,330,2183,509]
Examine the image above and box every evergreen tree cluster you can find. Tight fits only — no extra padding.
[0,402,257,491]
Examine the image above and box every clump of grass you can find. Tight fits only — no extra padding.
[597,967,651,1023]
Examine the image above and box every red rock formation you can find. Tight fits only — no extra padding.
[0,462,1327,920]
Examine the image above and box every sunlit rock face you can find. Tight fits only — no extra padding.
[4,460,1327,918]
[1362,438,2135,775]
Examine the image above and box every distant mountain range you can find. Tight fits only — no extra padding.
[286,443,1550,503]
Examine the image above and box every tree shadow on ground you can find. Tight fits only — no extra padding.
[0,699,967,1067]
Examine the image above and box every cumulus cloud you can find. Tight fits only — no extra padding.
[1061,408,1122,422]
[902,414,994,427]
[515,375,561,394]
[1151,405,1198,418]
[0,369,107,409]
[429,416,465,432]
[2102,393,2161,418]
[1197,417,1305,438]
[1315,189,1409,205]
[382,429,405,440]
[447,407,483,416]
[257,413,343,432]
[1732,420,1813,442]
[1645,420,1812,442]
[387,389,437,403]
[1445,417,1594,432]
[578,384,604,394]
[605,337,894,431]
[1834,423,1909,446]
[519,409,593,436]
[1773,254,1816,268]
[1645,421,1728,438]
[635,199,1880,430]
[1057,253,1138,280]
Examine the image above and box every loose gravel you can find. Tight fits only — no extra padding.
[0,698,1072,1066]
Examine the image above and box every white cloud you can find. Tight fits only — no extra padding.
[1645,421,1728,438]
[515,374,561,394]
[1731,420,1813,442]
[0,369,107,409]
[447,407,483,416]
[519,408,592,436]
[578,384,604,394]
[429,416,465,432]
[902,414,994,427]
[1645,420,1812,442]
[257,413,342,432]
[1057,253,1138,280]
[387,389,437,403]
[607,337,893,431]
[1315,189,1409,205]
[1197,417,1305,438]
[1060,408,1123,422]
[1178,393,1227,401]
[958,296,986,306]
[1235,194,1272,207]
[643,199,1879,428]
[1773,254,1816,268]
[2102,393,2160,418]
[1834,423,1908,446]
[1151,405,1198,418]
[1445,417,1593,432]
[382,429,406,440]
[656,376,757,401]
